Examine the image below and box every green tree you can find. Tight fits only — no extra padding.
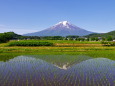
[107,36,113,41]
[0,32,21,43]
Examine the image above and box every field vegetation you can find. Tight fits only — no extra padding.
[8,40,53,46]
[102,41,115,46]
[0,40,115,60]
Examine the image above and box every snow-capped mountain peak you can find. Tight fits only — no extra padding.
[56,21,70,28]
[24,21,94,36]
[59,21,69,26]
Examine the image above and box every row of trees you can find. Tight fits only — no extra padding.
[19,36,63,40]
[0,32,114,43]
[19,35,114,41]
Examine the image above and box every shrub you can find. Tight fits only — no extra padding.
[101,41,115,46]
[9,41,53,46]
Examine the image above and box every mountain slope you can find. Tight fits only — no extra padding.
[85,30,115,38]
[24,21,94,36]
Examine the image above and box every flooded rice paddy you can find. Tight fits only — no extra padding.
[0,55,115,86]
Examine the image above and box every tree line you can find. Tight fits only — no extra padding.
[0,32,115,43]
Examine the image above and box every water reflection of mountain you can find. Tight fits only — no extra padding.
[0,55,115,86]
[30,55,92,69]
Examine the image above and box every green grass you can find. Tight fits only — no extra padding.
[9,40,101,44]
[0,47,115,60]
[0,40,115,61]
[3,40,102,47]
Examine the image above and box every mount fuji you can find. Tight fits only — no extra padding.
[24,21,94,36]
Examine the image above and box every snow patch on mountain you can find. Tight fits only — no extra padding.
[59,21,68,26]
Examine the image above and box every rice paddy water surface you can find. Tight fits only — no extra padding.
[0,55,115,86]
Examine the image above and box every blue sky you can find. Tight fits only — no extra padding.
[0,0,115,34]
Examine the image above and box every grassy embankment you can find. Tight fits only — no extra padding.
[0,40,115,60]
